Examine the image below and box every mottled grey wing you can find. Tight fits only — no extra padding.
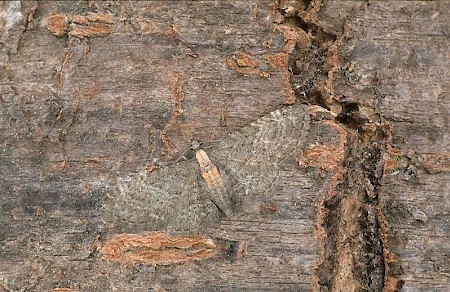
[102,104,309,232]
[215,104,309,166]
[101,160,219,233]
[212,104,310,199]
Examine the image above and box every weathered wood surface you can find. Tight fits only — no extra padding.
[346,3,450,291]
[318,2,449,291]
[0,1,448,291]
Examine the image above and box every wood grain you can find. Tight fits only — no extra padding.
[0,1,448,291]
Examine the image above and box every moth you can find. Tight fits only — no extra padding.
[101,104,310,234]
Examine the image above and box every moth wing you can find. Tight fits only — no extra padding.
[102,160,218,233]
[212,104,310,198]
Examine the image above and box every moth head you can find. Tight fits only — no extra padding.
[190,139,202,150]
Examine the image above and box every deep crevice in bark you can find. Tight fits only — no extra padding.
[276,0,392,290]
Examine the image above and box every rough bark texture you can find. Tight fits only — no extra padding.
[0,1,448,291]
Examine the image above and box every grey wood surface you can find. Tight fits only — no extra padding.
[0,1,448,291]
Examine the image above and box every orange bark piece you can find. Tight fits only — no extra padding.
[101,232,217,265]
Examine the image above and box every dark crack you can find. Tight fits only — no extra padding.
[276,0,390,290]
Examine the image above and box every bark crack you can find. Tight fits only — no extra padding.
[275,0,401,291]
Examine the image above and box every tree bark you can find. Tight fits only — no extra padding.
[0,1,448,291]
